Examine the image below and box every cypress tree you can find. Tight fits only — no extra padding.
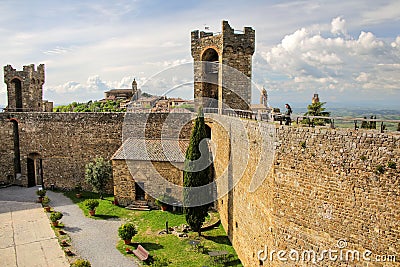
[183,108,212,236]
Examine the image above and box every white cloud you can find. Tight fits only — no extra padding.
[260,17,400,95]
[361,1,400,24]
[391,36,400,48]
[331,16,347,36]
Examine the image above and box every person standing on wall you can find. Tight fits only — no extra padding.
[284,104,292,125]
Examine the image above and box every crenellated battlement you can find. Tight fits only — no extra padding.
[191,20,255,111]
[4,64,45,84]
[3,63,46,112]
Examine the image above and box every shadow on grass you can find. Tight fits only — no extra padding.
[225,258,242,266]
[203,235,232,245]
[135,242,164,251]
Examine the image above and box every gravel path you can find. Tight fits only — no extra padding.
[47,191,138,267]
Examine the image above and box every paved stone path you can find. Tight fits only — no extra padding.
[47,190,137,267]
[0,186,137,267]
[0,186,69,267]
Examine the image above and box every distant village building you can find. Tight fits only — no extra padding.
[103,78,141,102]
[127,96,159,112]
[260,87,268,107]
[104,89,133,101]
[250,87,271,113]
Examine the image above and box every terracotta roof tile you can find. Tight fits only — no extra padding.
[112,138,189,162]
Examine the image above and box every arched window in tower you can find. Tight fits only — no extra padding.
[11,78,23,112]
[201,48,219,108]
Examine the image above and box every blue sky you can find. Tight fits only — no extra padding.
[0,0,399,109]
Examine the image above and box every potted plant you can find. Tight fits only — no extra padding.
[118,223,137,245]
[75,184,83,198]
[84,199,99,216]
[50,211,63,227]
[42,196,51,212]
[36,189,46,203]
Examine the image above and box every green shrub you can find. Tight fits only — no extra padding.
[300,141,306,149]
[42,196,50,206]
[36,189,47,197]
[387,161,396,169]
[84,199,99,210]
[118,223,137,240]
[71,259,91,267]
[375,165,385,175]
[50,211,63,222]
[74,183,83,192]
[360,155,367,161]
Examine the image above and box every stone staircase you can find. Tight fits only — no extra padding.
[125,200,151,211]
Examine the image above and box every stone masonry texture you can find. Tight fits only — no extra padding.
[0,111,398,266]
[4,64,45,112]
[209,114,399,267]
[191,21,255,110]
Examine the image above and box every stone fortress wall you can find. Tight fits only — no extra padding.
[0,112,124,190]
[0,112,192,190]
[0,111,398,266]
[210,114,399,266]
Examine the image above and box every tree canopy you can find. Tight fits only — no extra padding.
[54,100,126,112]
[85,157,112,199]
[302,101,331,126]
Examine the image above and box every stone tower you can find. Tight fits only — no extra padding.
[4,64,45,112]
[191,20,255,111]
[131,78,141,101]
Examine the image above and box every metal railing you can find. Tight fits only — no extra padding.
[203,108,400,133]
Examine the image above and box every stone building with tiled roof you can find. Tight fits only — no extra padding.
[111,138,190,206]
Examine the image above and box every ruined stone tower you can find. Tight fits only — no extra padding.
[4,64,45,112]
[191,20,255,111]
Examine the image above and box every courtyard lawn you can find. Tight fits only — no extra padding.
[63,191,131,219]
[64,191,242,266]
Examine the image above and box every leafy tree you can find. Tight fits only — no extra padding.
[53,100,126,112]
[302,101,331,126]
[183,108,212,236]
[85,157,112,199]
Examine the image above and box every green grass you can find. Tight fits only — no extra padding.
[63,191,130,219]
[64,190,242,266]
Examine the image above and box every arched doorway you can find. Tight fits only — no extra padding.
[10,119,21,178]
[27,153,43,187]
[11,78,23,112]
[201,48,219,108]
